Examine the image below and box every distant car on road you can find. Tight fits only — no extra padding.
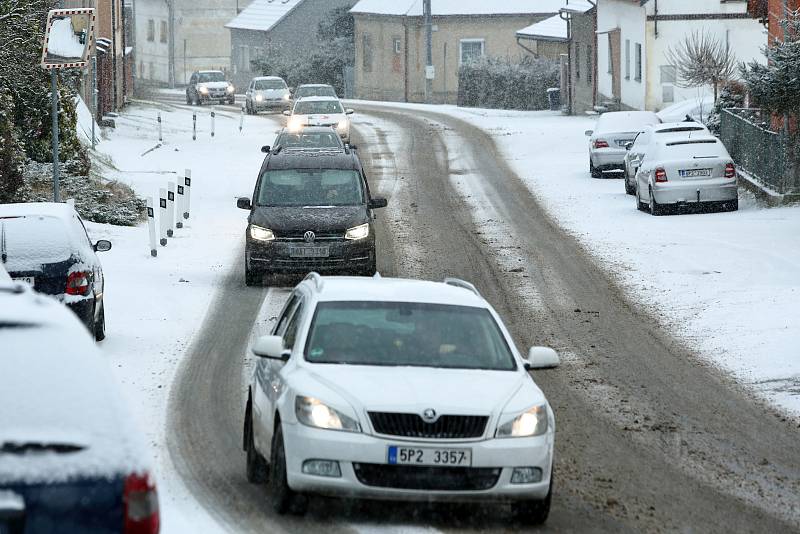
[634,135,738,215]
[245,76,291,114]
[623,122,710,195]
[236,148,387,284]
[293,84,338,100]
[585,111,661,177]
[284,96,354,143]
[0,202,111,340]
[243,274,560,524]
[270,126,346,152]
[186,70,235,106]
[657,96,715,123]
[0,280,159,534]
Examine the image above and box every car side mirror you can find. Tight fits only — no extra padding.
[283,110,292,117]
[252,335,290,361]
[348,144,358,150]
[237,197,252,210]
[288,87,294,93]
[94,239,112,252]
[346,109,354,115]
[526,347,560,370]
[625,142,634,151]
[369,197,388,209]
[261,145,271,153]
[584,130,594,137]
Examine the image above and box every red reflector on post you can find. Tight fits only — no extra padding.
[655,168,668,183]
[124,472,160,534]
[65,271,91,296]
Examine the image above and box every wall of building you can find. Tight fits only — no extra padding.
[353,15,408,102]
[768,0,799,44]
[597,0,646,110]
[570,9,596,114]
[517,38,568,61]
[134,0,170,84]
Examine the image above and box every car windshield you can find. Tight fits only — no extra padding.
[198,72,225,83]
[296,86,337,98]
[304,302,517,370]
[294,100,343,115]
[254,79,286,90]
[276,131,342,149]
[256,169,363,207]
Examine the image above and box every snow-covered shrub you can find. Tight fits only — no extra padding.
[457,56,559,111]
[706,80,746,135]
[0,90,25,203]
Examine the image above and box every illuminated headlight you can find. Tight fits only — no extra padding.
[337,119,349,131]
[255,94,264,102]
[288,118,305,132]
[248,224,275,242]
[496,405,548,438]
[198,86,209,94]
[295,396,361,432]
[344,223,369,240]
[283,93,291,100]
[227,85,235,93]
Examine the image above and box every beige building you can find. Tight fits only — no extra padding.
[351,0,566,103]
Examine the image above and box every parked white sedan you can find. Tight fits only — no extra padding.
[243,274,559,524]
[283,96,353,143]
[634,136,739,215]
[586,111,661,177]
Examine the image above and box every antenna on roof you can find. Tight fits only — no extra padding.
[443,277,480,296]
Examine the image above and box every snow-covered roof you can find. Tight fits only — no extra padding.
[226,0,303,31]
[310,276,489,308]
[351,0,566,17]
[560,0,595,14]
[517,14,567,41]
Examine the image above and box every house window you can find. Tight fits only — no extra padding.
[160,21,167,44]
[575,43,581,79]
[624,39,630,79]
[587,45,593,85]
[393,38,402,54]
[660,65,677,84]
[662,85,674,103]
[459,39,485,65]
[147,19,154,42]
[607,36,612,74]
[634,42,642,82]
[362,33,373,72]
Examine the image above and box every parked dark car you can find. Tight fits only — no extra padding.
[0,277,159,534]
[0,203,111,340]
[237,150,387,285]
[186,70,235,106]
[293,84,338,100]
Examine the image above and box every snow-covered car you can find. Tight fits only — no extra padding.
[186,70,235,106]
[0,202,112,340]
[293,84,338,100]
[657,95,715,123]
[585,111,661,177]
[634,135,739,215]
[243,274,560,524]
[271,126,345,152]
[0,280,159,533]
[245,76,291,114]
[623,121,710,195]
[283,96,354,143]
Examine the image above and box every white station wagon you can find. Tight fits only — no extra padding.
[243,274,559,524]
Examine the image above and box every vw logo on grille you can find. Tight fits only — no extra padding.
[421,408,438,423]
[303,231,316,243]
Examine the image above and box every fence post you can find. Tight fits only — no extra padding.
[158,112,163,142]
[176,183,185,228]
[159,188,168,246]
[211,109,216,138]
[146,197,158,257]
[166,181,176,237]
[240,105,244,133]
[183,169,192,220]
[192,112,196,141]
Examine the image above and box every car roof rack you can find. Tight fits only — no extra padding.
[443,277,480,296]
[304,272,324,291]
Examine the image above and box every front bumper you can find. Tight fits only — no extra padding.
[282,421,554,502]
[252,98,291,110]
[653,179,738,205]
[246,236,374,274]
[200,92,234,103]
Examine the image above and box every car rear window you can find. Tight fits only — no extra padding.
[254,79,286,90]
[296,86,337,99]
[0,216,72,272]
[294,100,344,115]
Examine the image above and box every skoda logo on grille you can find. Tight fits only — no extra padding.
[303,231,316,243]
[421,408,438,423]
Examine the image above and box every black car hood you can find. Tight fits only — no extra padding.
[250,205,368,236]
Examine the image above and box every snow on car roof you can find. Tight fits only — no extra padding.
[595,111,660,133]
[295,96,340,102]
[351,0,565,16]
[0,203,84,271]
[516,15,567,41]
[253,76,285,81]
[0,285,149,484]
[0,201,79,221]
[298,84,334,88]
[311,276,489,308]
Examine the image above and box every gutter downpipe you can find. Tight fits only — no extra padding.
[559,11,573,115]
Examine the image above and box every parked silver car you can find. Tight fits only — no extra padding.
[586,111,661,177]
[623,122,710,195]
[634,136,739,215]
[245,76,292,114]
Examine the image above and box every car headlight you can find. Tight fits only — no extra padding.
[227,85,235,93]
[199,86,209,94]
[288,118,305,132]
[249,224,275,242]
[295,396,361,432]
[344,223,369,240]
[496,405,548,438]
[337,119,349,131]
[283,93,291,100]
[255,94,263,102]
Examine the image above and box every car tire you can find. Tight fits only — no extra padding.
[93,303,106,342]
[245,260,262,287]
[624,175,635,195]
[649,188,665,216]
[269,424,307,516]
[228,98,235,106]
[635,184,647,212]
[186,93,192,105]
[359,254,377,277]
[725,199,739,212]
[244,398,269,484]
[512,473,552,525]
[590,158,602,178]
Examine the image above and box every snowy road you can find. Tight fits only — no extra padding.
[160,100,800,532]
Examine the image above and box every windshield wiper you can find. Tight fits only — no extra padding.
[1,441,86,454]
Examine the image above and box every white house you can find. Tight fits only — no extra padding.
[596,0,765,111]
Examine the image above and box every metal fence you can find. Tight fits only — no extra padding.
[720,108,799,195]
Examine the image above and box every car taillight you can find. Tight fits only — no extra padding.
[724,163,736,178]
[655,168,668,183]
[124,472,159,534]
[593,139,609,149]
[65,271,91,296]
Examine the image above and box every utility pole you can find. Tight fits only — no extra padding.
[165,0,175,88]
[50,71,60,203]
[424,0,433,103]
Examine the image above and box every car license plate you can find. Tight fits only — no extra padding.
[616,139,633,147]
[290,246,329,258]
[12,276,34,286]
[679,168,712,178]
[388,446,472,467]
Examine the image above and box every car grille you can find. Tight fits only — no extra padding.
[368,412,488,439]
[353,463,501,491]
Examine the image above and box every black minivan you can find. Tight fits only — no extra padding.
[237,148,387,285]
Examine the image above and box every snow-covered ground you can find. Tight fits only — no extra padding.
[84,101,282,531]
[351,101,800,417]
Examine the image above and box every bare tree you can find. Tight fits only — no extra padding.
[665,31,737,101]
